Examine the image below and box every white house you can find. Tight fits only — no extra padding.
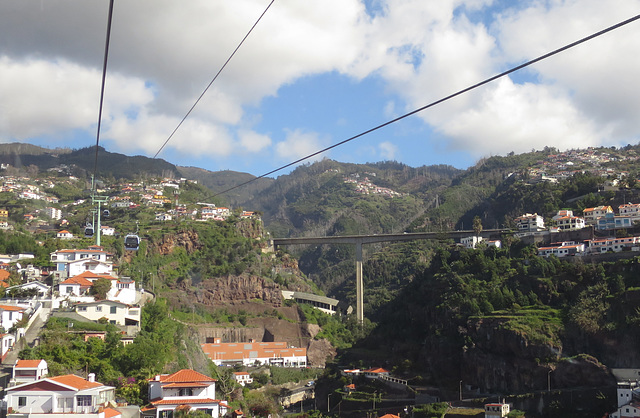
[7,281,49,298]
[619,203,640,220]
[12,359,48,386]
[51,247,113,282]
[232,372,253,387]
[74,300,140,328]
[610,381,640,418]
[485,402,510,418]
[0,305,25,331]
[145,369,228,418]
[1,333,16,361]
[586,237,640,254]
[515,213,545,232]
[460,236,483,249]
[56,230,74,240]
[45,207,62,220]
[100,226,115,236]
[5,373,115,417]
[538,242,585,258]
[554,215,586,231]
[583,205,614,224]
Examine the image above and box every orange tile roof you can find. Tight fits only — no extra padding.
[0,270,10,280]
[201,342,306,362]
[151,399,219,406]
[233,372,250,376]
[163,382,210,388]
[103,408,121,418]
[0,305,24,312]
[15,359,45,368]
[363,367,389,374]
[159,369,216,383]
[72,271,117,280]
[49,374,103,390]
[60,276,93,286]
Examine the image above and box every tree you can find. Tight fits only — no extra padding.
[90,278,112,300]
[473,215,483,239]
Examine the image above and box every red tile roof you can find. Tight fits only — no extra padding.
[159,369,216,383]
[151,399,219,406]
[363,367,389,374]
[103,408,121,418]
[49,374,103,390]
[15,359,45,368]
[59,276,94,286]
[0,305,24,312]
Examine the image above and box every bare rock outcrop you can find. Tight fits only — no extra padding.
[196,275,283,306]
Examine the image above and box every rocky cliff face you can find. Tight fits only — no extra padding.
[462,317,615,392]
[194,275,283,306]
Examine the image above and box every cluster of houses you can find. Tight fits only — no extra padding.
[525,147,639,184]
[3,360,230,418]
[0,245,145,362]
[201,339,307,368]
[344,174,403,198]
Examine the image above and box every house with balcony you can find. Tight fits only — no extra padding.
[5,373,115,418]
[50,247,114,283]
[538,242,585,258]
[596,213,634,230]
[144,369,228,418]
[515,213,545,232]
[583,205,614,225]
[74,300,141,329]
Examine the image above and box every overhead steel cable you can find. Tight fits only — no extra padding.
[92,0,115,193]
[153,0,276,159]
[210,12,640,198]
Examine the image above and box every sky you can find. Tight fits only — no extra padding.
[1,0,640,178]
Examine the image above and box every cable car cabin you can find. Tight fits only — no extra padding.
[103,209,110,217]
[84,226,94,238]
[124,234,140,251]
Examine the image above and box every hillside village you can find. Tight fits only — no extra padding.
[1,148,640,418]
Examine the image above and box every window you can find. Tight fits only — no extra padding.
[77,395,92,406]
[78,306,87,312]
[18,396,26,407]
[95,306,102,312]
[66,286,73,294]
[179,388,193,396]
[110,306,117,314]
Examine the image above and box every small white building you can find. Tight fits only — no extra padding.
[460,236,483,249]
[485,402,510,418]
[538,242,585,258]
[12,359,48,385]
[610,381,640,418]
[74,300,140,328]
[0,305,25,331]
[232,372,253,387]
[515,213,545,232]
[56,230,74,240]
[146,369,228,418]
[583,205,614,225]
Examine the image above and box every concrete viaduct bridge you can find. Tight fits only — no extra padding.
[272,229,510,322]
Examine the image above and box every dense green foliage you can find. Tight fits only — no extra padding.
[20,300,184,405]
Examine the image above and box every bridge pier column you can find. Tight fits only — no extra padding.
[356,241,363,323]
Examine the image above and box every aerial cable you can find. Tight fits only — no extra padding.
[210,12,640,198]
[153,0,276,159]
[92,0,115,194]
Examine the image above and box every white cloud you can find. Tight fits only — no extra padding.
[275,129,326,161]
[3,0,640,170]
[378,141,398,159]
[239,130,271,152]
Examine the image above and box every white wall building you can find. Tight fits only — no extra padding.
[12,359,48,386]
[515,213,545,232]
[146,369,228,418]
[6,374,115,418]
